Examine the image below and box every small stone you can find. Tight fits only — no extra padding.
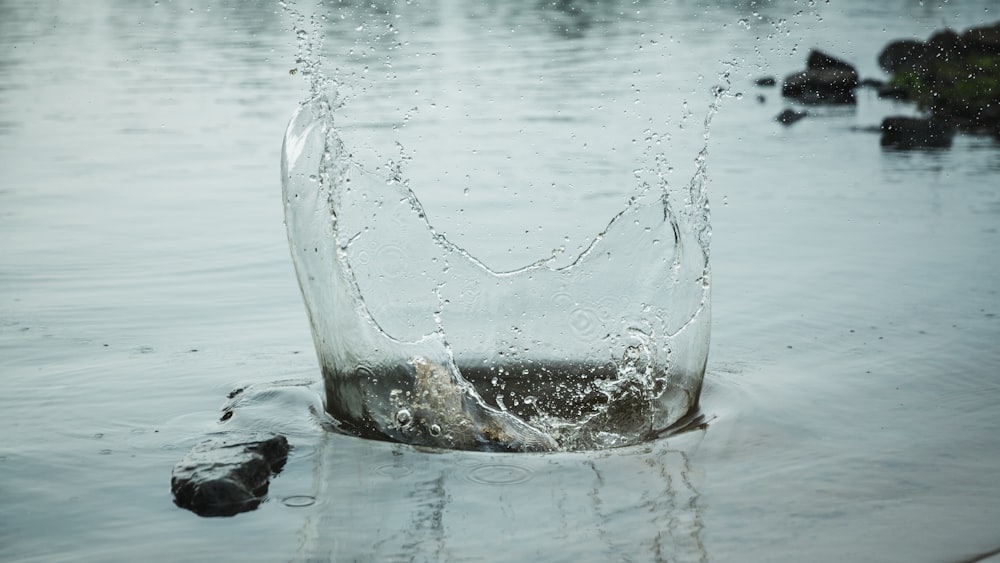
[782,49,859,105]
[776,109,808,125]
[171,435,290,517]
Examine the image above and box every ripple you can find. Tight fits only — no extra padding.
[465,463,533,485]
[350,248,371,268]
[282,495,316,508]
[374,463,413,478]
[569,305,602,338]
[374,243,407,279]
[458,278,483,306]
[551,290,574,310]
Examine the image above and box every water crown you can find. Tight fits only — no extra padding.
[280,5,721,451]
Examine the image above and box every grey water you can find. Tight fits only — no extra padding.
[2,1,999,561]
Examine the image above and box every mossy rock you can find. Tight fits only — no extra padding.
[884,21,1000,131]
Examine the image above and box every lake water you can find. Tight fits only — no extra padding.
[2,1,999,561]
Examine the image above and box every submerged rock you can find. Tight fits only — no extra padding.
[880,116,955,149]
[782,49,859,104]
[171,434,289,517]
[385,357,558,453]
[776,109,808,125]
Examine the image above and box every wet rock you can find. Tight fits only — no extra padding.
[879,21,1000,133]
[962,21,1000,54]
[926,29,965,60]
[776,109,808,125]
[878,39,928,74]
[862,77,913,100]
[171,434,289,517]
[806,50,855,73]
[782,49,859,104]
[385,357,558,453]
[755,76,776,87]
[859,78,885,89]
[880,116,954,149]
[876,83,912,101]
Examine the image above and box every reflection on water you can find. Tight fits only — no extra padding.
[220,378,707,561]
[291,430,706,561]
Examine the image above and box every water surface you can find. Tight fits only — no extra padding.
[2,1,999,561]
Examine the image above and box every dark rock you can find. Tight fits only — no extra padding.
[782,49,859,104]
[926,29,965,61]
[878,24,1000,78]
[782,70,857,104]
[755,76,776,87]
[877,84,912,100]
[171,434,290,517]
[878,39,928,73]
[859,78,885,89]
[878,21,1000,135]
[776,109,808,125]
[807,50,855,71]
[880,116,954,149]
[962,21,1000,54]
[756,94,766,104]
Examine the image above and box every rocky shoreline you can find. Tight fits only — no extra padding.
[761,20,1000,149]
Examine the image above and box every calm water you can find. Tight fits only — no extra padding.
[2,1,999,561]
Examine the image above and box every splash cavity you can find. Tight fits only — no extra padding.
[280,5,721,452]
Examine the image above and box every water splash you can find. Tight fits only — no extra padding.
[280,4,724,451]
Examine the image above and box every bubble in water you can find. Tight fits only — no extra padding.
[395,408,412,426]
